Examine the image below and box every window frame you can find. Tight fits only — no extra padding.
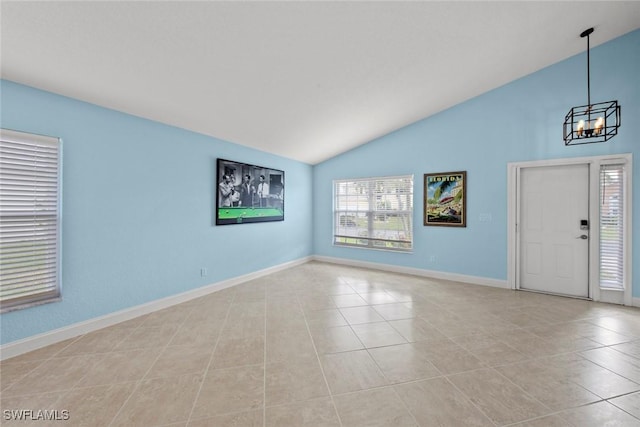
[599,162,625,290]
[0,129,63,313]
[333,175,413,253]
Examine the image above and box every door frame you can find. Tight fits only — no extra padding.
[507,154,633,305]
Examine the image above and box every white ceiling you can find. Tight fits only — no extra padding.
[2,1,640,165]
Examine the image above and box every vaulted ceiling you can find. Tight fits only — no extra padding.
[2,1,640,164]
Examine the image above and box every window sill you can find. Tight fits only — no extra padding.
[0,297,62,314]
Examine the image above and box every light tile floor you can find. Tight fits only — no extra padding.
[2,261,640,426]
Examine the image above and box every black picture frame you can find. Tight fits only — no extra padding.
[424,171,467,227]
[216,158,285,225]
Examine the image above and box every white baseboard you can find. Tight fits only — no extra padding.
[312,255,510,289]
[3,254,633,361]
[312,256,640,307]
[0,256,312,361]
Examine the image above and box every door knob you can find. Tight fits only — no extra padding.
[577,235,588,240]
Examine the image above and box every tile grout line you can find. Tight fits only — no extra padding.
[499,396,640,427]
[51,310,191,426]
[0,316,152,419]
[338,279,431,426]
[441,371,501,427]
[106,304,198,427]
[577,346,640,386]
[391,299,502,425]
[263,284,267,427]
[607,393,640,422]
[386,364,428,427]
[0,331,87,396]
[4,262,639,425]
[348,282,425,427]
[183,291,237,426]
[299,285,345,427]
[371,316,450,427]
[140,306,199,381]
[455,365,557,426]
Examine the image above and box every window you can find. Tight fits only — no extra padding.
[599,163,624,290]
[333,175,413,252]
[0,129,62,312]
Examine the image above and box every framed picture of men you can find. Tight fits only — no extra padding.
[216,158,285,225]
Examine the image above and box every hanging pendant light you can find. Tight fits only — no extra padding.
[563,27,621,145]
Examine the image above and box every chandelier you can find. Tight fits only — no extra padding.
[563,28,621,145]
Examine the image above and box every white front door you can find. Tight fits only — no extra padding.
[519,164,590,298]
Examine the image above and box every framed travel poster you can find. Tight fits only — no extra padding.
[424,171,466,227]
[216,158,284,225]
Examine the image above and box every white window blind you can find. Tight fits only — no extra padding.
[333,175,413,252]
[599,163,624,290]
[1,129,62,312]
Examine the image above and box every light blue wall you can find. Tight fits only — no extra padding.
[0,81,313,345]
[313,29,640,297]
[1,30,638,346]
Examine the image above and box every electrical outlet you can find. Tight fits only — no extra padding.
[479,213,492,222]
[200,268,208,277]
[429,255,436,263]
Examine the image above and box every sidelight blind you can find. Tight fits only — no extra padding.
[333,175,413,252]
[599,163,624,290]
[0,129,62,312]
